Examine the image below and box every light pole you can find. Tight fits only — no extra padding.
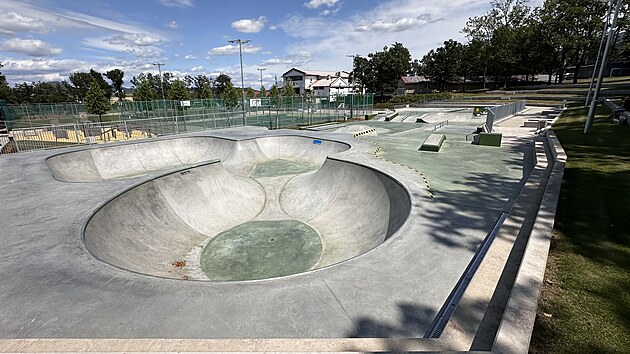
[585,0,623,133]
[258,68,266,89]
[152,62,166,114]
[346,54,359,120]
[228,39,250,125]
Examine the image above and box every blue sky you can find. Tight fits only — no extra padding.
[0,0,544,88]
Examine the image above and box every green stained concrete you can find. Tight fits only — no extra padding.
[351,120,528,211]
[250,159,318,178]
[201,220,322,281]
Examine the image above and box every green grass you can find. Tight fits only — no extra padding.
[530,106,630,354]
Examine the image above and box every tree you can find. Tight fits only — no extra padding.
[283,78,295,96]
[85,80,110,122]
[421,39,464,91]
[539,0,606,83]
[186,74,213,99]
[269,84,280,107]
[69,70,112,101]
[105,69,125,102]
[259,85,266,98]
[132,79,156,101]
[214,73,232,96]
[168,79,190,101]
[0,63,14,102]
[221,81,241,108]
[352,42,411,98]
[246,87,256,98]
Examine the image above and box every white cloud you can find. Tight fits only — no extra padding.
[355,14,434,32]
[269,24,279,30]
[166,20,179,28]
[207,44,262,55]
[304,0,340,9]
[259,53,312,67]
[83,37,162,59]
[191,65,204,72]
[262,51,273,55]
[184,54,195,60]
[109,33,163,46]
[0,11,47,34]
[158,0,194,7]
[1,38,63,57]
[231,16,266,33]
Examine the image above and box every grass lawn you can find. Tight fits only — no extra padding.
[529,105,630,353]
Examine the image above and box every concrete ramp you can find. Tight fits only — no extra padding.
[84,162,265,279]
[281,158,408,268]
[83,156,410,280]
[47,136,350,182]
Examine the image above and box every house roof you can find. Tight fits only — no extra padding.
[401,75,429,84]
[311,77,350,88]
[282,68,350,79]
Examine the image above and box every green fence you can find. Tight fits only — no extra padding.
[3,94,374,129]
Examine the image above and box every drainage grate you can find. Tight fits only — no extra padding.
[426,212,509,338]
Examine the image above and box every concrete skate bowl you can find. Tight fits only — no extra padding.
[46,135,350,182]
[82,150,410,282]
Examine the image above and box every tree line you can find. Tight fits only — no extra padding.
[353,0,627,97]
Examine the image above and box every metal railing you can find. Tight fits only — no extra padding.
[486,100,526,131]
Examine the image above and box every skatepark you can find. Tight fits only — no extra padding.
[0,104,565,352]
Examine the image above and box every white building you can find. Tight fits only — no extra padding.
[282,68,352,97]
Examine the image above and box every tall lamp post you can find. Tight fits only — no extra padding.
[346,54,359,120]
[258,68,266,89]
[584,0,623,133]
[228,39,250,125]
[152,62,166,114]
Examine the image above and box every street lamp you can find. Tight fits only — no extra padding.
[346,54,360,120]
[152,62,167,115]
[228,39,250,125]
[258,68,266,90]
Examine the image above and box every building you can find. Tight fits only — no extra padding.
[397,75,431,95]
[282,68,351,96]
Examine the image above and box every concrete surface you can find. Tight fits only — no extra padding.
[0,106,564,352]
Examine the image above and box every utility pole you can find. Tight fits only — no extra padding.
[228,39,250,125]
[585,0,622,133]
[346,54,360,120]
[152,62,166,115]
[258,68,266,89]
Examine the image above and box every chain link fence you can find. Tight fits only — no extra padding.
[0,94,375,154]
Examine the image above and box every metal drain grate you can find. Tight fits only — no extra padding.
[426,212,509,338]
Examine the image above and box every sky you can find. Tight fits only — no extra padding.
[0,0,544,89]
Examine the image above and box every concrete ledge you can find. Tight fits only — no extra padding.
[419,133,446,152]
[384,111,399,121]
[492,131,565,353]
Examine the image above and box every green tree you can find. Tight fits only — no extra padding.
[168,79,190,101]
[185,75,213,99]
[105,69,125,102]
[269,84,280,107]
[132,79,156,101]
[221,81,241,108]
[421,39,464,91]
[539,0,606,83]
[259,85,266,98]
[85,80,110,122]
[352,42,411,98]
[214,73,232,96]
[246,87,256,98]
[283,78,295,96]
[70,70,112,101]
[0,63,14,102]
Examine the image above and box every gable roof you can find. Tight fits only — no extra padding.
[282,68,350,79]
